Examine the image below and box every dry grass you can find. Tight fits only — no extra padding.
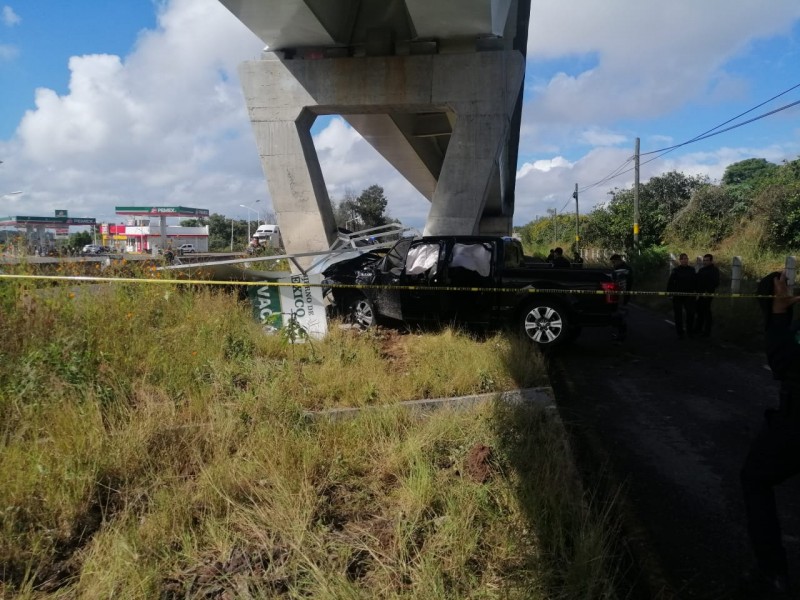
[0,272,620,599]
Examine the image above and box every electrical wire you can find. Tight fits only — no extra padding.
[578,155,636,193]
[641,81,800,157]
[572,81,800,195]
[640,98,800,169]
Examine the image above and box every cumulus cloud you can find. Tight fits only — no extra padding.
[0,43,18,61]
[512,0,800,224]
[3,0,266,222]
[1,0,799,232]
[523,0,800,137]
[2,5,20,26]
[313,117,430,228]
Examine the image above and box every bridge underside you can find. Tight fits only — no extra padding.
[221,0,531,257]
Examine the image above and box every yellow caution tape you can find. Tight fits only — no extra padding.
[0,272,785,299]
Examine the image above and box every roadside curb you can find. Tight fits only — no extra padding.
[304,386,556,421]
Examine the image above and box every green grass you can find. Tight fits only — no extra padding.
[0,273,621,599]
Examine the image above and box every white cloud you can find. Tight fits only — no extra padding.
[0,43,18,61]
[2,5,20,26]
[579,128,627,147]
[313,117,430,228]
[4,0,266,222]
[1,0,799,234]
[524,0,800,129]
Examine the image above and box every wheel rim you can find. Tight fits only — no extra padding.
[352,299,374,329]
[523,305,564,344]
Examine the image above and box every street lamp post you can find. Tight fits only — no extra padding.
[239,200,261,242]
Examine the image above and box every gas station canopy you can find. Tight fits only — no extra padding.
[115,206,210,218]
[0,215,96,227]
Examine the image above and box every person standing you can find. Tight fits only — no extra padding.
[667,253,697,339]
[609,254,633,341]
[551,247,572,269]
[740,270,800,596]
[694,253,721,337]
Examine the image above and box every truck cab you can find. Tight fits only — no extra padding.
[253,224,282,248]
[323,235,620,348]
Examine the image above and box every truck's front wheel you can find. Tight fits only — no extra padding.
[520,301,570,347]
[345,295,376,330]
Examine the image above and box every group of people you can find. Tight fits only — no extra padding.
[602,251,799,595]
[667,252,721,339]
[546,246,584,268]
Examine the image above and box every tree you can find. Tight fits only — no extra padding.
[581,171,708,250]
[333,185,393,230]
[69,231,92,249]
[333,188,359,228]
[200,213,250,251]
[355,185,390,228]
[722,158,778,186]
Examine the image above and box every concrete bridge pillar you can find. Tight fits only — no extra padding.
[239,50,525,257]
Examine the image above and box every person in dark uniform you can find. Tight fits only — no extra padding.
[609,253,633,341]
[694,253,720,337]
[740,270,800,596]
[551,247,572,269]
[666,253,697,338]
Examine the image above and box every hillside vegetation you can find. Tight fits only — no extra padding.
[517,156,800,274]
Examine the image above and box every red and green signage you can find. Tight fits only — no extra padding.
[0,216,96,225]
[115,206,210,217]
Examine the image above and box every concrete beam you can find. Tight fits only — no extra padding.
[239,50,524,255]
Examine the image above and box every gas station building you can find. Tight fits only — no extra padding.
[0,213,96,251]
[110,206,210,253]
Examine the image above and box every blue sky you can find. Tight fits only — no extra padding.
[1,0,799,229]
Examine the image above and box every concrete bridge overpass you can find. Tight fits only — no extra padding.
[219,0,532,258]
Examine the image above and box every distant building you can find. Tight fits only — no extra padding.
[110,206,210,253]
[100,221,209,253]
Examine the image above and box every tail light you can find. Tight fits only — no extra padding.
[601,281,620,304]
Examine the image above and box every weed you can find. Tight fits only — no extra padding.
[0,273,621,598]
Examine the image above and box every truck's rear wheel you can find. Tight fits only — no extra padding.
[520,301,570,347]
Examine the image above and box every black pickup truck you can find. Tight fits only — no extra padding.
[322,235,622,348]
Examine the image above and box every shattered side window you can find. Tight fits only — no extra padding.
[450,243,492,276]
[503,240,523,268]
[382,237,414,273]
[406,243,440,276]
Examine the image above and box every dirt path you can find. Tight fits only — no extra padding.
[549,303,800,599]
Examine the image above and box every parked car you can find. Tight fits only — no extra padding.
[322,235,624,349]
[177,244,195,254]
[81,244,102,255]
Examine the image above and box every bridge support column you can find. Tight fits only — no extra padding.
[239,50,524,255]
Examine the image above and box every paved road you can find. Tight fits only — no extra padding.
[549,303,800,599]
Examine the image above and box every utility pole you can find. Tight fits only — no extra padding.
[573,183,580,253]
[634,137,640,252]
[554,208,558,242]
[230,218,234,251]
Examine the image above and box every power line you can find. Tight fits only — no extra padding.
[640,98,800,170]
[578,155,636,193]
[573,81,800,195]
[641,81,800,157]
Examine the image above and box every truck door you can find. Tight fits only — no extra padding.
[441,241,496,325]
[370,237,413,322]
[399,240,444,323]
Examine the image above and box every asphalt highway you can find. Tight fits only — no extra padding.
[549,303,800,599]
